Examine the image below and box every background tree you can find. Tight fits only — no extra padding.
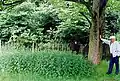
[65,0,108,64]
[0,2,60,47]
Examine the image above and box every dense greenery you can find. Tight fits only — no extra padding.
[0,51,94,78]
[0,0,120,45]
[0,2,60,44]
[104,11,120,37]
[0,0,119,46]
[0,56,120,81]
[0,0,90,45]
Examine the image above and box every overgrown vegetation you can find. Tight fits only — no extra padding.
[0,60,120,81]
[0,2,60,44]
[0,51,95,78]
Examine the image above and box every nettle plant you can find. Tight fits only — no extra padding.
[0,51,95,78]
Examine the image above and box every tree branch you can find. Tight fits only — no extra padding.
[65,0,87,5]
[1,0,23,6]
[66,0,92,16]
[79,12,92,27]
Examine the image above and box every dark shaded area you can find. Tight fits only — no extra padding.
[58,27,89,44]
[82,43,110,60]
[105,11,119,35]
[69,39,80,54]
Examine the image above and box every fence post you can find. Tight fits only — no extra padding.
[35,43,38,52]
[0,40,2,54]
[32,41,35,53]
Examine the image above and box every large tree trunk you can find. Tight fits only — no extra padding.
[88,0,104,64]
[100,10,105,59]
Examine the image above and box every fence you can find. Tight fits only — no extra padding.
[0,40,86,54]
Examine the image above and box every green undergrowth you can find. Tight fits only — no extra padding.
[0,61,120,81]
[0,50,95,79]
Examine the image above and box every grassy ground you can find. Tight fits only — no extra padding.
[0,61,120,81]
[81,61,120,81]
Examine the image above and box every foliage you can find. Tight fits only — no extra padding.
[0,0,26,11]
[0,0,91,45]
[0,0,120,54]
[107,0,120,11]
[0,60,120,81]
[116,33,120,42]
[104,11,120,36]
[0,2,60,44]
[51,1,90,43]
[104,0,120,37]
[57,27,88,44]
[0,51,95,78]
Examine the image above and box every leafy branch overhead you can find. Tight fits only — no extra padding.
[1,0,23,6]
[79,12,92,26]
[65,0,108,27]
[0,0,25,10]
[65,0,92,15]
[65,0,92,27]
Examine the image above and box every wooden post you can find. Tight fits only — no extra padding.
[35,43,38,52]
[32,41,35,53]
[0,40,2,54]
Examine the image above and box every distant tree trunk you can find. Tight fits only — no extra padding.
[88,0,105,64]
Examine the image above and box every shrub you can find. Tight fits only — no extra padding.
[0,51,95,78]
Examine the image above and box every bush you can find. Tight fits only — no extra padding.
[0,51,95,78]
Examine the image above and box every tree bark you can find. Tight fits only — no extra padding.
[99,9,105,59]
[88,0,102,64]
